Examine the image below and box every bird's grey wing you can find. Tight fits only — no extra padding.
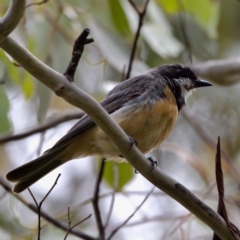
[45,74,156,153]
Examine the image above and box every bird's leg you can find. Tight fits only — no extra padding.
[148,157,158,171]
[128,135,138,150]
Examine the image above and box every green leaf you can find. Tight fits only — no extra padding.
[108,0,131,36]
[22,72,34,99]
[0,87,10,134]
[97,159,134,191]
[158,0,220,38]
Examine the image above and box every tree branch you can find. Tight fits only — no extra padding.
[92,158,105,239]
[191,58,240,85]
[0,35,236,239]
[125,0,149,79]
[0,177,95,240]
[28,174,61,240]
[0,0,26,43]
[0,111,84,144]
[107,187,154,240]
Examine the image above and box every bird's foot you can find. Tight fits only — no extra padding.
[135,157,158,174]
[128,135,138,150]
[148,157,158,171]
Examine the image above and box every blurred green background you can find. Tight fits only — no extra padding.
[1,0,240,239]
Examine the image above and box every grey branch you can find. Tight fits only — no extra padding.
[0,111,84,144]
[0,0,26,43]
[191,58,240,86]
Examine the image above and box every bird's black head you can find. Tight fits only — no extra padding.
[154,64,212,91]
[149,64,212,111]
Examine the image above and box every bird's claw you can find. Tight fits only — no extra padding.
[134,157,157,174]
[128,136,138,150]
[148,157,158,171]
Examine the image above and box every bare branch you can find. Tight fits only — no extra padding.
[28,174,61,240]
[183,109,240,183]
[64,207,92,240]
[104,163,119,228]
[107,187,154,240]
[0,111,84,144]
[0,177,95,240]
[0,0,26,43]
[191,58,240,85]
[213,137,240,240]
[26,0,49,8]
[125,0,149,79]
[0,35,236,239]
[177,0,192,63]
[92,158,105,239]
[63,28,94,82]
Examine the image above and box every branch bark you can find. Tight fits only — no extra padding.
[191,58,240,85]
[0,0,26,43]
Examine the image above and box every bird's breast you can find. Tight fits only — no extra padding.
[95,86,178,157]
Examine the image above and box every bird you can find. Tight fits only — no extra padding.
[6,64,212,193]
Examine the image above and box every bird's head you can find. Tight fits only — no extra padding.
[149,64,212,110]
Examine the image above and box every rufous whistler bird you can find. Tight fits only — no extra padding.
[6,64,212,193]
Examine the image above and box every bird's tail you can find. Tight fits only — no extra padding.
[6,148,66,193]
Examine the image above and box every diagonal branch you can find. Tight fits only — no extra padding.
[183,109,240,183]
[0,0,26,43]
[0,111,84,144]
[107,187,154,240]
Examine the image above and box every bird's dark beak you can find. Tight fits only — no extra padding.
[194,79,213,88]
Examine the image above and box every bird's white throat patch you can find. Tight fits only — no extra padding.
[173,77,194,102]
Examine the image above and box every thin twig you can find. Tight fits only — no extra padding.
[63,28,94,82]
[26,0,49,8]
[0,111,84,144]
[28,174,61,240]
[92,158,106,239]
[107,187,154,240]
[213,137,240,240]
[177,0,192,64]
[64,206,92,240]
[0,176,95,240]
[125,0,149,79]
[104,163,119,228]
[183,109,240,183]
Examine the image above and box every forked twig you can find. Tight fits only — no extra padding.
[64,207,92,240]
[107,187,154,240]
[28,174,61,240]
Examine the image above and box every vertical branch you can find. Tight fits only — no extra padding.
[92,158,106,239]
[125,0,149,79]
[176,0,192,64]
[28,174,61,240]
[212,137,240,239]
[104,163,119,228]
[63,28,94,82]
